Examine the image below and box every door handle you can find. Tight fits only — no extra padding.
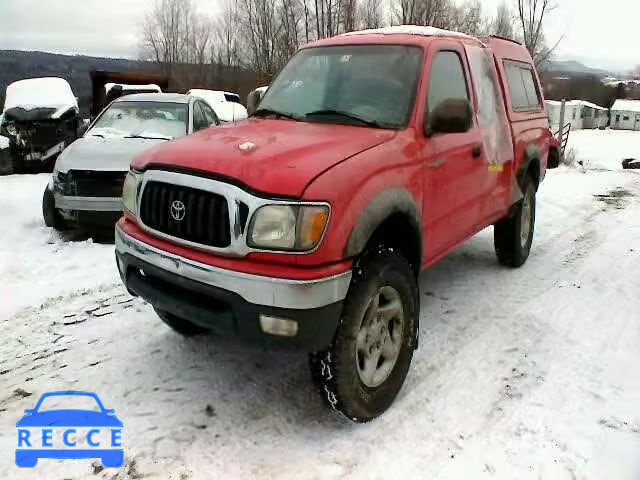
[472,144,482,158]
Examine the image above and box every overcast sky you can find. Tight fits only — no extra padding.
[0,0,637,73]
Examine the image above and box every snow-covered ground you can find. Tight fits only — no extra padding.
[1,130,639,479]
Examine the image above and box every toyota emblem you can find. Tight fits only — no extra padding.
[170,200,186,222]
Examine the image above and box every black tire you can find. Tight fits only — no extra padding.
[42,187,66,230]
[494,174,536,268]
[309,249,419,423]
[154,308,209,336]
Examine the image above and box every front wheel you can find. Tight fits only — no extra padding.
[0,148,14,175]
[494,174,536,267]
[42,187,66,230]
[309,250,419,422]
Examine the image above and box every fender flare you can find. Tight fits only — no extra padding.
[344,188,422,260]
[517,144,541,188]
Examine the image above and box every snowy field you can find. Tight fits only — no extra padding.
[1,129,639,479]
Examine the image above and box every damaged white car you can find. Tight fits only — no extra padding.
[1,77,83,174]
[186,89,248,123]
[42,93,220,232]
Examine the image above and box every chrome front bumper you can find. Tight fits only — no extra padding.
[55,194,122,212]
[115,225,352,310]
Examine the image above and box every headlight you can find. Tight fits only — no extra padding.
[248,204,329,251]
[5,123,17,136]
[122,171,140,216]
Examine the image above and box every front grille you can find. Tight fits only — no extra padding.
[64,170,127,197]
[17,122,63,150]
[140,181,231,248]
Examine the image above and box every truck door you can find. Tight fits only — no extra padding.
[419,44,487,259]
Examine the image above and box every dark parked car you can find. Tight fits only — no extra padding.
[1,77,83,174]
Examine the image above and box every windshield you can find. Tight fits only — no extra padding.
[89,101,188,139]
[258,45,422,129]
[36,394,102,412]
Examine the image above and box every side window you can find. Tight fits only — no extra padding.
[427,51,469,117]
[520,67,541,107]
[505,61,541,110]
[505,63,529,109]
[192,101,208,131]
[201,102,220,125]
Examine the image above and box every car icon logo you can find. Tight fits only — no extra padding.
[170,200,186,222]
[15,391,123,468]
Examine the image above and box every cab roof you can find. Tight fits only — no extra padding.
[113,93,192,104]
[305,24,485,48]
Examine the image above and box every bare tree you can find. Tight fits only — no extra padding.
[491,2,517,39]
[632,65,640,79]
[213,0,242,68]
[515,0,560,66]
[239,0,282,80]
[393,0,451,27]
[449,0,483,36]
[140,0,213,88]
[358,0,383,29]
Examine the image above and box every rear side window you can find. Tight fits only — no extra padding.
[427,51,469,116]
[193,101,209,131]
[505,61,541,110]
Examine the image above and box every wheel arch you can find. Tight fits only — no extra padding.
[344,188,422,275]
[518,144,541,190]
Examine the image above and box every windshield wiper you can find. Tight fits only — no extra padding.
[124,134,172,141]
[88,133,104,138]
[305,109,384,128]
[252,108,301,121]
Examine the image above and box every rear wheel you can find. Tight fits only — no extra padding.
[494,174,536,267]
[154,308,209,336]
[309,249,418,422]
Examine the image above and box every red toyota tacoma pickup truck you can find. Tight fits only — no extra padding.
[115,26,560,422]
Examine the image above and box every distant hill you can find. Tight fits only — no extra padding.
[0,50,159,115]
[0,50,261,115]
[540,59,611,78]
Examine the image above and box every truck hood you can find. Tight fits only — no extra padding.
[55,136,167,173]
[131,118,396,197]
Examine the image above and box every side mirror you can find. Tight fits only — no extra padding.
[425,98,472,136]
[247,90,264,116]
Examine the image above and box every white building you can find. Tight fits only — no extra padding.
[580,101,609,129]
[610,99,640,131]
[545,100,608,131]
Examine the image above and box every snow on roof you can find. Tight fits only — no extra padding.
[114,93,191,104]
[611,99,640,113]
[580,101,607,111]
[187,89,226,104]
[105,83,162,94]
[545,100,606,110]
[0,135,9,150]
[341,25,473,40]
[3,77,78,118]
[187,89,241,104]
